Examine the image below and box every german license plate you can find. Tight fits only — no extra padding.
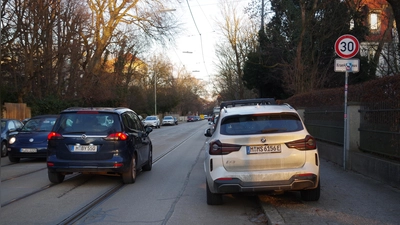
[21,148,37,153]
[246,145,281,154]
[73,145,97,152]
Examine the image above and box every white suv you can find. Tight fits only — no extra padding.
[204,99,320,205]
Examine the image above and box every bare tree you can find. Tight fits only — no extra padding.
[214,0,259,100]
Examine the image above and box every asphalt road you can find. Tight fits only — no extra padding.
[259,158,400,225]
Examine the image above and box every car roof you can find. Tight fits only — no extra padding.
[30,114,59,119]
[219,104,297,118]
[61,107,133,114]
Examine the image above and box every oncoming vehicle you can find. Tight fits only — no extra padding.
[7,115,58,162]
[47,107,153,184]
[143,116,160,128]
[204,98,320,205]
[1,119,24,157]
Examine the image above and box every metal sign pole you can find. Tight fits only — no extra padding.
[343,71,349,170]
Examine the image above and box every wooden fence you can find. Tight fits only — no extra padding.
[1,103,31,120]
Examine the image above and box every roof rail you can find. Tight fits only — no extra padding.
[220,98,276,108]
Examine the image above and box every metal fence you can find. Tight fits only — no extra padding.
[359,102,400,159]
[304,106,344,145]
[303,102,400,160]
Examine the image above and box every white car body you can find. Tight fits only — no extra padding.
[204,99,320,205]
[143,116,160,128]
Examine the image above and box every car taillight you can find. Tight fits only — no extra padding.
[48,132,63,140]
[105,132,128,141]
[209,140,241,155]
[285,135,316,150]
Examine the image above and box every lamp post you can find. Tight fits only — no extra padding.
[154,72,157,115]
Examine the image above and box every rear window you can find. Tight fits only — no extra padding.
[220,113,303,135]
[54,113,120,134]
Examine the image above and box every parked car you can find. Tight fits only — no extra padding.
[204,98,320,205]
[7,115,59,162]
[142,116,160,128]
[162,116,176,126]
[173,117,178,125]
[1,119,24,157]
[187,116,195,122]
[47,107,153,184]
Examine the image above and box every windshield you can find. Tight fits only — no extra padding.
[164,116,173,119]
[22,117,57,132]
[146,116,156,120]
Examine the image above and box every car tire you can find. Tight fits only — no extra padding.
[1,141,7,157]
[48,170,65,184]
[301,179,320,201]
[122,154,137,184]
[142,149,152,171]
[8,155,20,163]
[206,180,223,205]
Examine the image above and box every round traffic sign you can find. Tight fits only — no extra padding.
[335,34,360,59]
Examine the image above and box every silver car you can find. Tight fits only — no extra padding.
[204,98,320,205]
[162,116,175,126]
[143,116,160,128]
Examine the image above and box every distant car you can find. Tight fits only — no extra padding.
[204,98,320,205]
[187,116,195,122]
[1,119,24,157]
[47,107,153,184]
[162,116,176,126]
[8,115,58,162]
[143,116,160,128]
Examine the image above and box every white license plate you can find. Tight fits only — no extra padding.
[21,148,37,153]
[247,145,281,154]
[73,145,97,152]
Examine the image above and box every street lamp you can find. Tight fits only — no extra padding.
[153,8,175,116]
[154,72,157,115]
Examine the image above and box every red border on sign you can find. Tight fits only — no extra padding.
[335,34,360,59]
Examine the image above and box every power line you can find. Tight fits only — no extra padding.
[185,0,209,77]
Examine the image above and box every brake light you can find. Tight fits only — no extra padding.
[47,162,54,167]
[209,140,241,155]
[105,132,128,141]
[48,132,63,140]
[285,135,316,150]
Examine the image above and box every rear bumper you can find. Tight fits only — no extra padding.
[211,174,318,194]
[47,155,131,174]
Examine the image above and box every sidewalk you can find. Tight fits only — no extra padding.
[258,159,400,225]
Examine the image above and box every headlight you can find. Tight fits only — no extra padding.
[9,137,16,144]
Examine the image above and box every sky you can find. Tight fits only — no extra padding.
[157,0,251,84]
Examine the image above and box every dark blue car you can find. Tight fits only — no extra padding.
[47,107,153,184]
[7,115,58,162]
[1,119,24,157]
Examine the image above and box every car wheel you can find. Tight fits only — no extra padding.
[48,170,65,184]
[122,154,137,184]
[206,180,223,205]
[8,155,20,163]
[1,141,7,157]
[301,179,320,201]
[142,149,152,171]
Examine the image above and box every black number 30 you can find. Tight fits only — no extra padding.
[340,41,354,52]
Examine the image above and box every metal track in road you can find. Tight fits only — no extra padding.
[1,167,47,182]
[57,182,125,225]
[1,173,82,207]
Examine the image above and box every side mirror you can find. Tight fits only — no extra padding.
[204,128,212,137]
[145,127,153,134]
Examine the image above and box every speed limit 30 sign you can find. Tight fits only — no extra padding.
[335,34,359,59]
